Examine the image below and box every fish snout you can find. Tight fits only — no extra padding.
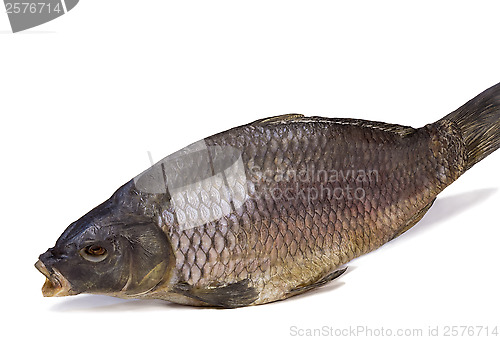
[35,251,73,297]
[40,245,73,261]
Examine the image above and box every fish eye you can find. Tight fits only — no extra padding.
[79,245,108,262]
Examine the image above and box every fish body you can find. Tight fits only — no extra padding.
[36,83,500,307]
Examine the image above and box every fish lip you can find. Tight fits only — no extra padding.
[35,260,74,297]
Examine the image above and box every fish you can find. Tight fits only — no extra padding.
[35,82,500,308]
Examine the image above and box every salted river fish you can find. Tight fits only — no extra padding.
[36,83,500,307]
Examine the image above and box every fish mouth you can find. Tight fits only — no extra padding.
[35,260,73,297]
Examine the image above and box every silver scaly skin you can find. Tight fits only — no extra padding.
[36,83,500,307]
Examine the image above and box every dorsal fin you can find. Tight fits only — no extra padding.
[251,114,305,125]
[250,114,415,137]
[326,118,416,137]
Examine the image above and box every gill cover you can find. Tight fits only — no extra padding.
[117,221,172,296]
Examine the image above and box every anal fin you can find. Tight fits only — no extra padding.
[391,198,436,240]
[287,267,347,298]
[172,279,258,308]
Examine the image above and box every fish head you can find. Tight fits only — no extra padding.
[35,183,172,298]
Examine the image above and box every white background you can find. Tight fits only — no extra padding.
[1,1,499,339]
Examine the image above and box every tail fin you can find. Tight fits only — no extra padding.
[439,82,500,170]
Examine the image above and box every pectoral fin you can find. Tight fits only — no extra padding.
[172,279,258,308]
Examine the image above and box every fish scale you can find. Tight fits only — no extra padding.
[157,117,464,305]
[36,83,500,307]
